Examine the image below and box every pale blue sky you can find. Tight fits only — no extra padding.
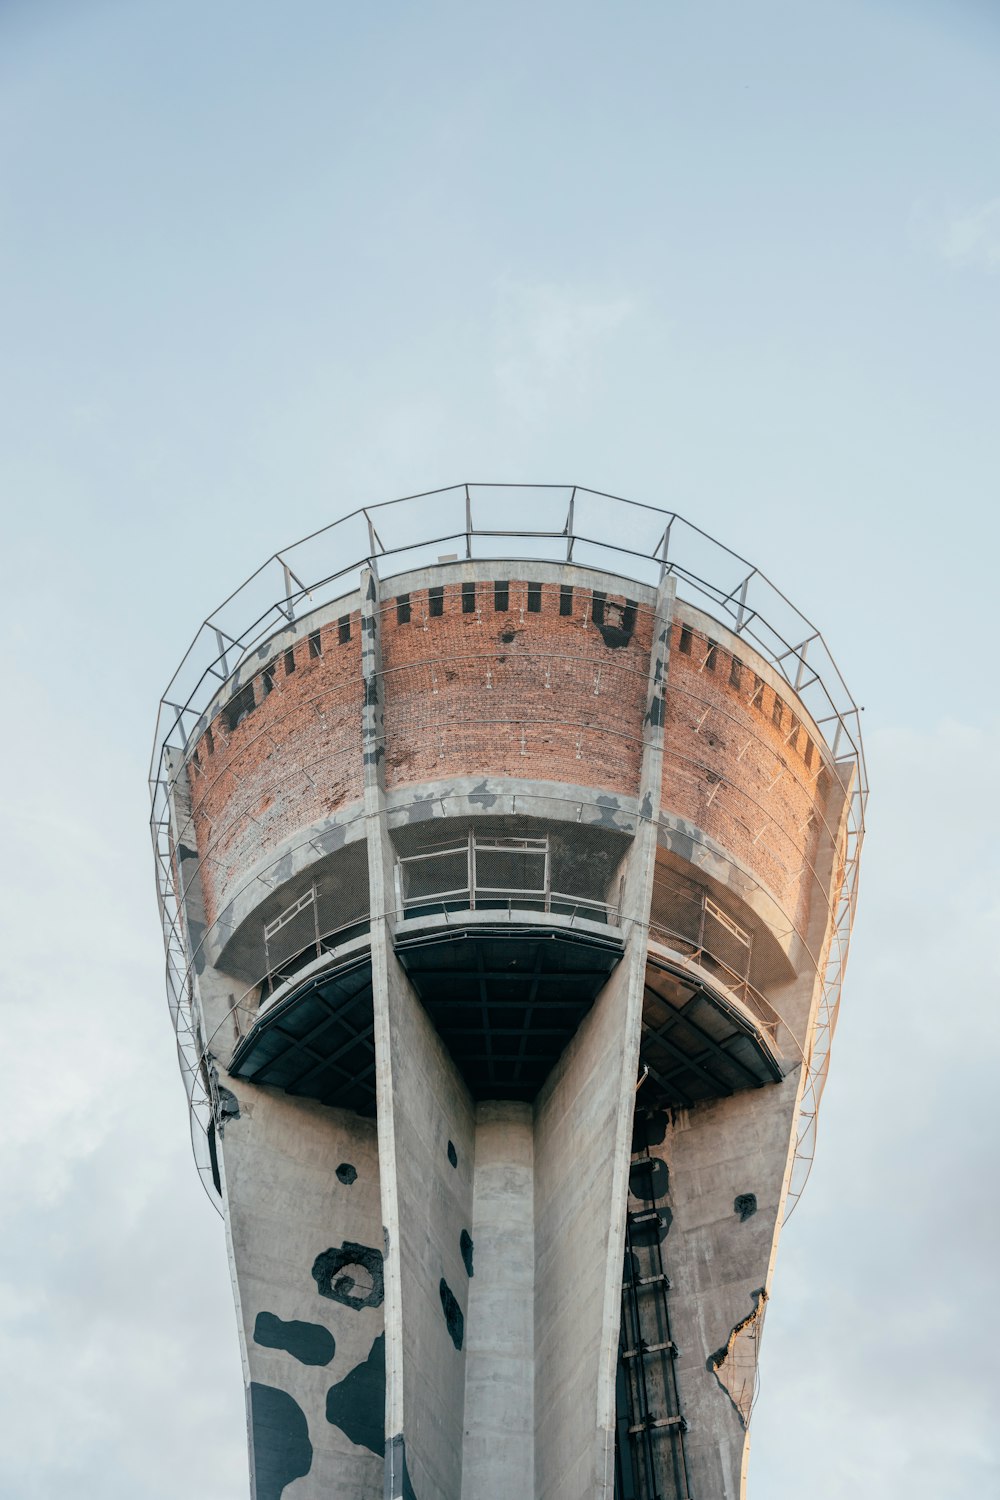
[1,3,998,1496]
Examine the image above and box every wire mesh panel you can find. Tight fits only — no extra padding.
[399,846,471,908]
[473,838,547,905]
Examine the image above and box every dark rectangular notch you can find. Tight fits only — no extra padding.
[429,585,444,617]
[462,582,476,614]
[494,580,509,612]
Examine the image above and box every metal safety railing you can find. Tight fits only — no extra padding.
[395,832,621,926]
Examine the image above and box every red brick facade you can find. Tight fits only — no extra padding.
[183,575,831,941]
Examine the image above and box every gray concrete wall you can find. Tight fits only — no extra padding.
[217,1084,384,1500]
[461,1102,535,1500]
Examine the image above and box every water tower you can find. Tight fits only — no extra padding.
[150,486,865,1500]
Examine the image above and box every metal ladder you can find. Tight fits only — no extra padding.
[614,1118,692,1500]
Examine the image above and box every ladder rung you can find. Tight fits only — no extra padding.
[622,1340,676,1360]
[627,1413,688,1434]
[622,1271,672,1291]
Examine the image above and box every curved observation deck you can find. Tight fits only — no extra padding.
[226,829,785,1112]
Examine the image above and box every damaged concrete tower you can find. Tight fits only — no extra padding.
[151,486,865,1500]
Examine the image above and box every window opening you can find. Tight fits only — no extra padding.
[729,656,742,690]
[429,586,444,617]
[771,694,783,730]
[592,590,607,625]
[396,594,411,624]
[308,631,322,658]
[462,582,476,614]
[261,664,276,697]
[560,584,574,616]
[705,640,718,672]
[494,580,509,611]
[527,582,542,613]
[338,615,351,644]
[284,647,296,675]
[679,624,693,654]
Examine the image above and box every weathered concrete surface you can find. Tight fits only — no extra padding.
[217,1085,383,1499]
[461,1102,535,1500]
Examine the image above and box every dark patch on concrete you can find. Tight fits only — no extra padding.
[312,1242,385,1310]
[633,1109,669,1150]
[468,780,498,809]
[447,1140,458,1168]
[385,1433,419,1499]
[734,1193,757,1222]
[217,1085,241,1130]
[336,1162,358,1185]
[313,823,347,856]
[593,794,624,829]
[406,796,436,823]
[249,1382,313,1500]
[439,1278,464,1349]
[630,1156,669,1201]
[645,691,666,728]
[460,1229,474,1277]
[326,1332,385,1454]
[629,1208,672,1247]
[639,790,653,822]
[254,1311,335,1367]
[177,842,198,864]
[188,917,207,974]
[365,673,379,707]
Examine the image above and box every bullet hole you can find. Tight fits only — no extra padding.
[439,1278,464,1350]
[447,1140,458,1168]
[336,1163,357,1186]
[499,630,516,644]
[734,1193,757,1222]
[312,1242,384,1310]
[593,596,636,649]
[460,1229,474,1277]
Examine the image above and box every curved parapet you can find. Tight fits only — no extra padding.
[150,486,865,1500]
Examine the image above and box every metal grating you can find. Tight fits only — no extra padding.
[229,955,376,1115]
[395,925,623,1101]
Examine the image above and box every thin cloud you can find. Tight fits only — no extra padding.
[493,278,636,419]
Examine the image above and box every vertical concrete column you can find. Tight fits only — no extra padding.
[362,568,476,1500]
[461,1102,536,1499]
[533,577,675,1500]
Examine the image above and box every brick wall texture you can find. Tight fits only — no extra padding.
[183,576,832,941]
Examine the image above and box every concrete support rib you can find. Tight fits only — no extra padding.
[364,567,476,1500]
[533,577,675,1500]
